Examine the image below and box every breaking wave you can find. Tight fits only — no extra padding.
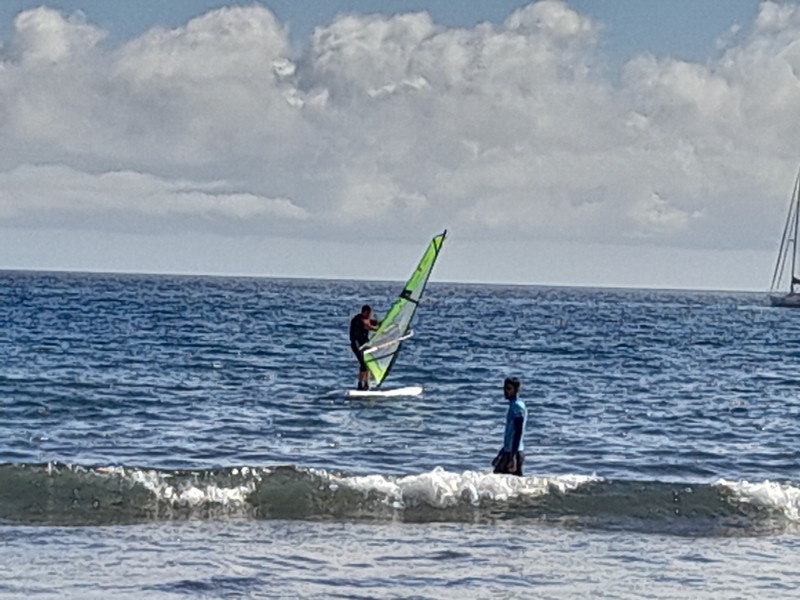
[1,462,799,536]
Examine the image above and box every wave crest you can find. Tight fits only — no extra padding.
[1,462,798,535]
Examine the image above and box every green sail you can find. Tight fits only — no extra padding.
[363,231,447,387]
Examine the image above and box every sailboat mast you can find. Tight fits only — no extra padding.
[791,173,800,294]
[772,168,800,293]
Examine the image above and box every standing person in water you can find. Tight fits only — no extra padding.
[492,377,527,476]
[349,304,380,390]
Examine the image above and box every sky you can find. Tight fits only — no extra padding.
[0,0,796,290]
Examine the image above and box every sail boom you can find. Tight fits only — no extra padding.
[362,331,414,355]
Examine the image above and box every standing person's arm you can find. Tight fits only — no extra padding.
[509,417,524,454]
[507,416,524,472]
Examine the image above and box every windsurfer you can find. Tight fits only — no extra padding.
[350,304,380,390]
[492,377,527,476]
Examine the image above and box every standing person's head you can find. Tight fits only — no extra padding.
[504,377,520,400]
[360,304,372,318]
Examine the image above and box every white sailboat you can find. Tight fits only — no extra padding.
[770,168,800,307]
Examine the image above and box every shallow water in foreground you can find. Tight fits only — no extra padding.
[4,520,800,599]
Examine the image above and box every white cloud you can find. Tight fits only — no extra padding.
[0,4,302,169]
[0,164,308,223]
[304,11,437,100]
[506,0,596,37]
[335,170,428,219]
[628,191,693,234]
[7,7,106,64]
[1,0,800,281]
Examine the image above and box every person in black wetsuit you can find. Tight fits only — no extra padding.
[350,304,380,390]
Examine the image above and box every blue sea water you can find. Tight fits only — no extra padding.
[3,270,800,598]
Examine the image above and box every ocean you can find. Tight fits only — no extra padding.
[2,270,800,598]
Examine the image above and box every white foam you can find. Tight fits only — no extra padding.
[716,478,800,521]
[337,467,600,510]
[121,467,262,510]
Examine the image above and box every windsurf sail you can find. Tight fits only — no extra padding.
[362,230,447,387]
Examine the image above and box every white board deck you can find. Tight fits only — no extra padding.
[346,385,423,398]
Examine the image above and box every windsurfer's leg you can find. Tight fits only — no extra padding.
[353,346,367,390]
[358,368,369,390]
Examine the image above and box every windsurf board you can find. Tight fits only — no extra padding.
[345,385,423,398]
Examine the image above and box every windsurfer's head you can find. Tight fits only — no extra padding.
[360,304,372,317]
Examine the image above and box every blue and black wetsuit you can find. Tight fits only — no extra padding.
[493,396,527,476]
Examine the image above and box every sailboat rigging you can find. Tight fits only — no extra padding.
[361,230,447,389]
[770,168,800,307]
